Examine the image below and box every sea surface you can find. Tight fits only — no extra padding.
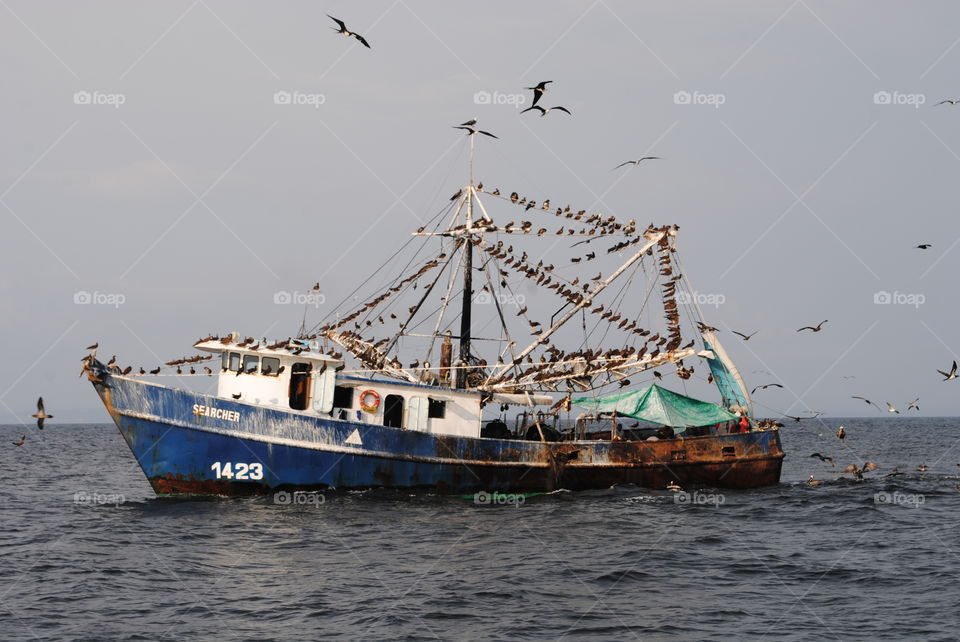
[1,418,959,641]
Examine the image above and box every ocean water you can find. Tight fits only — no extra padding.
[1,418,958,641]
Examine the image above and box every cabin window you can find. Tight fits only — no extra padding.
[228,352,241,372]
[221,352,229,371]
[261,357,280,376]
[428,398,446,419]
[243,355,259,374]
[383,394,404,428]
[288,362,311,411]
[333,386,354,408]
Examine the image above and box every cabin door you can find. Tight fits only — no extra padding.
[383,394,404,428]
[288,362,311,410]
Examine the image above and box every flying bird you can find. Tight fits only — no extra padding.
[525,80,553,106]
[810,452,835,467]
[732,330,758,341]
[916,244,932,249]
[521,105,571,117]
[937,360,958,381]
[886,402,900,414]
[936,99,960,106]
[12,435,26,447]
[750,383,783,394]
[851,396,882,411]
[327,15,370,48]
[797,320,828,333]
[612,157,661,170]
[31,397,53,429]
[907,398,920,411]
[453,125,498,139]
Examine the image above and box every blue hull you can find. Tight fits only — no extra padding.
[91,369,785,496]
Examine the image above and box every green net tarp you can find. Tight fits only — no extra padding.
[572,384,737,429]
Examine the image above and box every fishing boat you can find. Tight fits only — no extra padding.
[83,140,783,496]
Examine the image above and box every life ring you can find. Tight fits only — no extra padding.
[359,389,381,413]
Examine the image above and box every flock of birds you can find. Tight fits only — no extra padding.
[713,308,957,488]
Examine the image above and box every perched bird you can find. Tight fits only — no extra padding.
[12,435,26,447]
[327,15,370,48]
[797,320,828,333]
[810,453,835,467]
[31,397,53,430]
[907,398,920,411]
[150,367,161,375]
[806,475,823,487]
[886,402,900,414]
[521,105,571,117]
[232,393,242,399]
[653,371,662,380]
[937,360,958,381]
[525,80,552,106]
[612,157,661,170]
[732,330,758,341]
[453,125,498,139]
[836,425,846,440]
[85,342,98,351]
[459,118,478,127]
[916,244,932,249]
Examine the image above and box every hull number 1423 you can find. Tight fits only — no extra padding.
[210,461,264,481]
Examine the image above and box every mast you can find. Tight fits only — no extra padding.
[457,137,476,388]
[457,234,472,388]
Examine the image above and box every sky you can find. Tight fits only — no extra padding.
[2,1,960,421]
